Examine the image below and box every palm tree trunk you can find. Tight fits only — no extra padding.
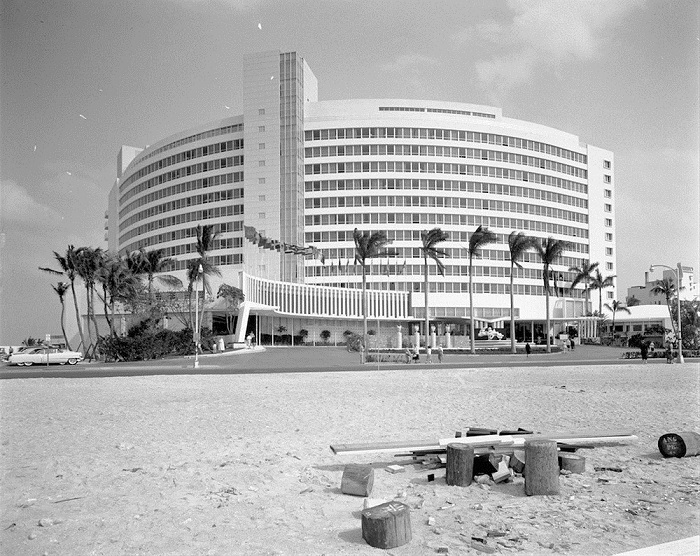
[187,288,193,331]
[545,289,551,353]
[198,276,207,338]
[110,299,117,336]
[469,264,475,355]
[59,300,71,350]
[510,265,516,354]
[84,288,93,351]
[362,264,368,364]
[70,280,86,353]
[101,284,113,336]
[611,313,616,341]
[90,286,100,338]
[424,253,430,351]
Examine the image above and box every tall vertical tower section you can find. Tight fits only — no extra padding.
[243,51,317,282]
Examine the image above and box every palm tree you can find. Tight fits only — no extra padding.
[39,245,85,353]
[137,248,183,310]
[191,224,222,331]
[353,228,390,363]
[420,228,449,351]
[604,300,631,341]
[508,231,536,354]
[51,282,72,350]
[535,237,571,353]
[74,246,104,355]
[96,254,139,337]
[569,260,599,315]
[589,269,616,316]
[467,225,497,354]
[651,278,681,336]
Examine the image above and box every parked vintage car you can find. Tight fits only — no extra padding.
[7,347,83,366]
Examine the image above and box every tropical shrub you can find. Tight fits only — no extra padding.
[345,332,363,352]
[100,327,196,361]
[628,334,645,349]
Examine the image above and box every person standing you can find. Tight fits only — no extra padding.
[640,341,649,364]
[426,345,433,363]
[525,342,531,357]
[665,343,674,364]
[436,344,444,363]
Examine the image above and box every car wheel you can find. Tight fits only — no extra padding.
[67,358,78,365]
[16,362,24,366]
[24,361,33,366]
[59,361,66,365]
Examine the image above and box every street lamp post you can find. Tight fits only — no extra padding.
[649,263,684,364]
[194,263,204,368]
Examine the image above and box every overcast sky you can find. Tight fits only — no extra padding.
[1,0,698,345]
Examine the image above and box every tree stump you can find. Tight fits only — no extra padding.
[524,439,560,496]
[361,501,412,549]
[446,444,474,486]
[658,431,700,458]
[341,464,374,496]
[558,453,586,474]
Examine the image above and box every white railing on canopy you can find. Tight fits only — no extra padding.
[241,272,411,320]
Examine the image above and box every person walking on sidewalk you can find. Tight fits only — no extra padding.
[640,341,649,364]
[525,342,532,357]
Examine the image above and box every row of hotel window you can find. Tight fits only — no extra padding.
[305,196,588,224]
[134,237,245,259]
[305,213,588,241]
[133,123,243,167]
[305,162,587,194]
[378,106,496,119]
[122,220,243,254]
[303,247,590,268]
[304,145,587,179]
[120,139,244,192]
[372,229,607,247]
[121,157,243,204]
[304,127,588,164]
[120,174,244,218]
[302,279,588,297]
[169,253,243,270]
[120,191,244,231]
[302,263,584,282]
[119,204,244,245]
[305,179,588,206]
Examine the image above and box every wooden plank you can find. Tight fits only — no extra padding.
[332,431,636,456]
[439,434,637,448]
[331,440,440,455]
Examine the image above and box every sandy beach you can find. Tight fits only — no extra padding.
[1,361,699,555]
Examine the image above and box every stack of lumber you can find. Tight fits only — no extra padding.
[330,427,637,464]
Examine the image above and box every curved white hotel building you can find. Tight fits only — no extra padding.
[106,50,616,345]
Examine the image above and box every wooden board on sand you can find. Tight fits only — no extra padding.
[330,431,637,456]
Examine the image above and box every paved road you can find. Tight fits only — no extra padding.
[2,345,695,379]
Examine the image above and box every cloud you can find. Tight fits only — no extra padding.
[458,0,646,97]
[0,179,64,224]
[379,54,438,74]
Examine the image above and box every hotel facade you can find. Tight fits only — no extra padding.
[106,50,617,346]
